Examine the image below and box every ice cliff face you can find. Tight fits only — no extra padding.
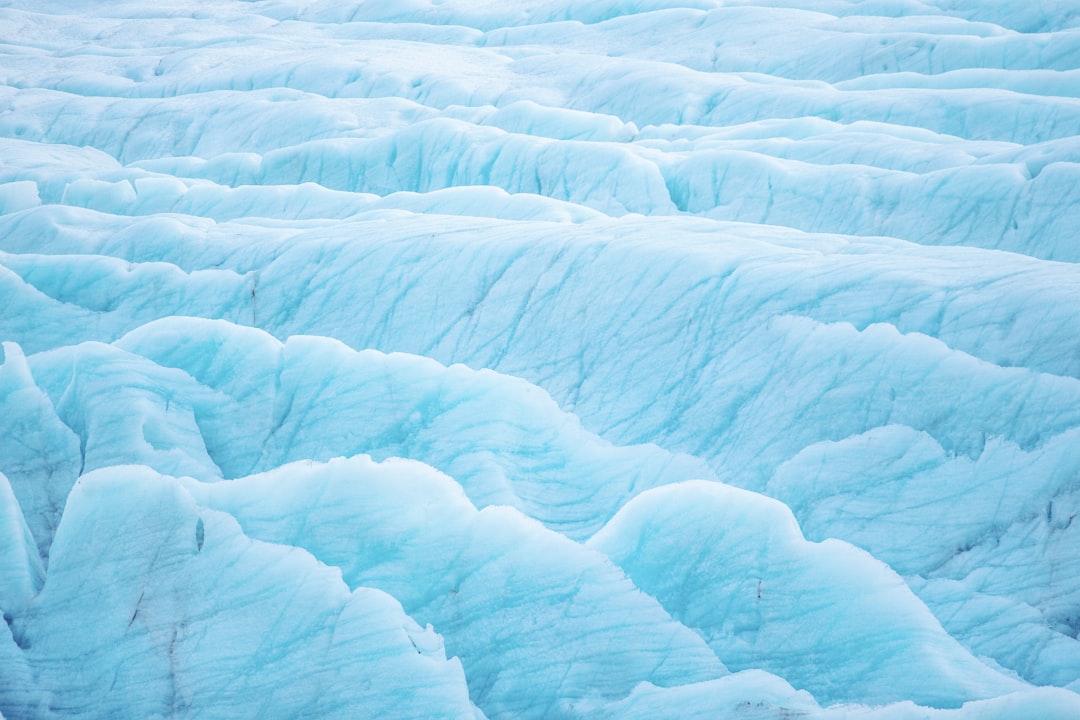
[1,1,1079,718]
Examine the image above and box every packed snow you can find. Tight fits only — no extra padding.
[1,1,1079,718]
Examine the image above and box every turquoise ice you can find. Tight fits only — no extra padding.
[1,1,1079,718]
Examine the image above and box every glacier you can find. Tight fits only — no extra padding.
[1,0,1079,718]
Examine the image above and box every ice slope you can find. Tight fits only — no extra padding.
[589,480,1025,706]
[1,0,1079,718]
[770,425,1080,688]
[6,465,481,720]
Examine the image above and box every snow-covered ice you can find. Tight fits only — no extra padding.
[1,1,1079,718]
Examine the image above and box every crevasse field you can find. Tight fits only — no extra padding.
[1,0,1079,717]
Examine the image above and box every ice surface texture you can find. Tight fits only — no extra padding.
[1,0,1079,718]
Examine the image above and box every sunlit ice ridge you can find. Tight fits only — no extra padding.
[1,1,1079,718]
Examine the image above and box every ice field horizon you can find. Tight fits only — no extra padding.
[1,1,1079,718]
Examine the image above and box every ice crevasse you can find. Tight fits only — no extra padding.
[1,1,1079,718]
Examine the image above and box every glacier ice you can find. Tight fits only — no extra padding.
[1,0,1079,718]
[186,455,726,716]
[588,480,1024,707]
[7,466,480,719]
